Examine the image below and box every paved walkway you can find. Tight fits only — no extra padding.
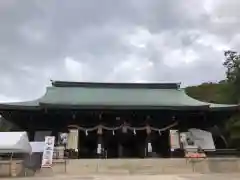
[2,174,240,180]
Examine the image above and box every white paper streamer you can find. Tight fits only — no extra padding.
[97,144,101,154]
[147,142,152,152]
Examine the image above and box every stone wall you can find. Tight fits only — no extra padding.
[51,158,240,175]
[0,160,25,177]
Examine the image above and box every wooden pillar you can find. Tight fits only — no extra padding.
[28,116,35,141]
[51,130,58,145]
[28,130,35,141]
[118,144,123,158]
[146,125,152,157]
[97,125,103,158]
[119,122,128,158]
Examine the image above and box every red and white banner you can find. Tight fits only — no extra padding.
[41,136,55,168]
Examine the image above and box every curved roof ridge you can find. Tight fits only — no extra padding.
[51,80,181,89]
[0,99,40,109]
[0,87,50,109]
[182,89,239,110]
[179,89,209,106]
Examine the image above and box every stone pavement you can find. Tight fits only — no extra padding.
[1,174,240,180]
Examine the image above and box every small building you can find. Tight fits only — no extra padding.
[0,81,238,158]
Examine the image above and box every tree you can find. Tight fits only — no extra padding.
[185,51,240,148]
[185,81,232,104]
[223,50,240,103]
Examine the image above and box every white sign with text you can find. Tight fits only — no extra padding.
[41,136,55,168]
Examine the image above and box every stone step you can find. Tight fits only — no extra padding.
[51,158,240,175]
[60,159,193,175]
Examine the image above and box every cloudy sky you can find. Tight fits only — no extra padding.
[0,0,240,102]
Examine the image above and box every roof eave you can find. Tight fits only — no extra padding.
[0,100,41,110]
[209,104,240,111]
[39,102,210,110]
[51,80,181,89]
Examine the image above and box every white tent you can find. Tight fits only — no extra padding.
[30,142,45,153]
[189,128,216,151]
[0,132,31,154]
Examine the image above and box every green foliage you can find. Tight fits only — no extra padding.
[185,81,233,104]
[185,50,240,148]
[223,50,240,103]
[186,81,240,147]
[0,117,13,132]
[223,51,240,82]
[225,115,240,148]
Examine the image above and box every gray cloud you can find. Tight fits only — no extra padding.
[0,0,240,101]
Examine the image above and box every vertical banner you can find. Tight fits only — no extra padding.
[67,129,79,150]
[97,143,102,154]
[169,130,180,151]
[41,136,55,168]
[147,142,152,153]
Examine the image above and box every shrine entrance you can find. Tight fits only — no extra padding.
[78,131,98,158]
[120,133,139,158]
[103,131,119,158]
[97,130,148,158]
[67,117,178,159]
[151,130,171,158]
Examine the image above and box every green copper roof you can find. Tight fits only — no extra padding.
[39,86,208,109]
[0,81,239,110]
[0,100,40,110]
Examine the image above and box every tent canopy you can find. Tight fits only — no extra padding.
[0,132,31,154]
[30,142,45,153]
[189,128,216,151]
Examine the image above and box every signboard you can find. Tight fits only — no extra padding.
[41,136,55,168]
[169,130,180,150]
[59,132,68,145]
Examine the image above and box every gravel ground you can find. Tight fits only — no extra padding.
[1,173,240,180]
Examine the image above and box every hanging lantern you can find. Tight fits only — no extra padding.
[133,129,136,135]
[85,130,88,136]
[146,125,151,134]
[112,130,115,136]
[97,125,103,135]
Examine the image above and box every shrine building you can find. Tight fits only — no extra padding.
[0,81,238,159]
